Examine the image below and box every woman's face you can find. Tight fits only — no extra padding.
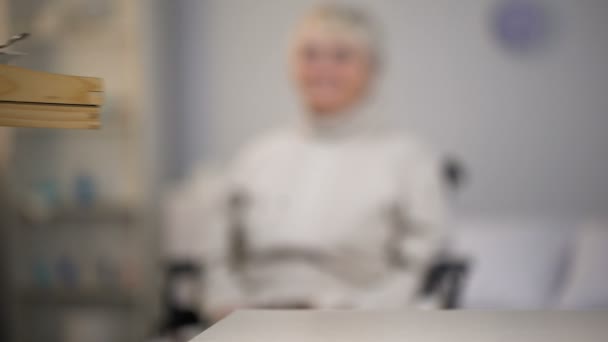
[292,29,374,116]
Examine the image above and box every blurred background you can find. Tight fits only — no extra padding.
[1,0,608,341]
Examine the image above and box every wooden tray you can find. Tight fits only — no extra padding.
[0,64,103,129]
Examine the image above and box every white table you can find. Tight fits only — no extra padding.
[191,310,608,342]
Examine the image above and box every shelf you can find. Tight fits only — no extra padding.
[21,205,136,226]
[19,289,135,307]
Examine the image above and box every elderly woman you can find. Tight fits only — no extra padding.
[202,4,446,321]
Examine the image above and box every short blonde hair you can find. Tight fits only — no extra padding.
[292,3,382,64]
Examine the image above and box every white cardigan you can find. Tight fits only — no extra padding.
[201,120,446,314]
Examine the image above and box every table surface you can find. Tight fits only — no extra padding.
[191,310,608,342]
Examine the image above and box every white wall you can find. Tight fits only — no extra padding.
[170,0,608,218]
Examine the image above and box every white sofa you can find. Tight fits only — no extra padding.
[452,217,608,309]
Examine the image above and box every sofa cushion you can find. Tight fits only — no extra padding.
[558,221,608,309]
[453,218,572,309]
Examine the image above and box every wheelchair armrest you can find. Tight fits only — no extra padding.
[419,258,469,309]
